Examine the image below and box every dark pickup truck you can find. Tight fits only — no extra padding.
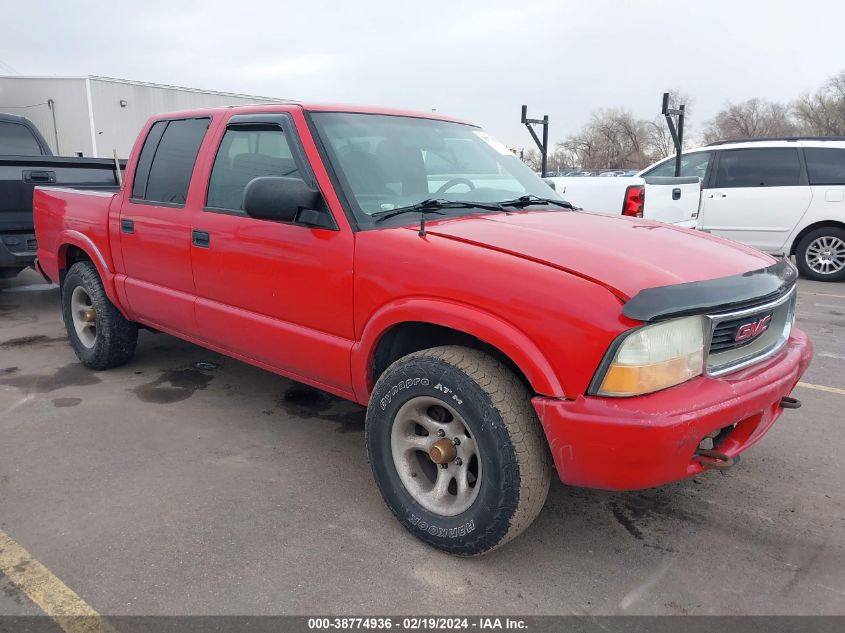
[0,113,124,278]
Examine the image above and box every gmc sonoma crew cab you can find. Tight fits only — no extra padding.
[34,104,813,556]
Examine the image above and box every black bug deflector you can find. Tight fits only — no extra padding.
[623,259,797,322]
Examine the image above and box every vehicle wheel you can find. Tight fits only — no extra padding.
[61,261,138,369]
[366,346,551,556]
[795,227,845,282]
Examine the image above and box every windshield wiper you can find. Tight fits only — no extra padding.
[373,198,503,222]
[373,198,506,235]
[496,194,576,210]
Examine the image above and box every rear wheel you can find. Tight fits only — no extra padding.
[795,227,845,282]
[62,261,138,369]
[366,346,551,556]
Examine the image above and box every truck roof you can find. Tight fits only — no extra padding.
[142,102,472,126]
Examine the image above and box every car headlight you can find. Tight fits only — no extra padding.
[596,316,705,397]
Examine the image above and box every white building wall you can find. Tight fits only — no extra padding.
[0,76,287,158]
[0,76,93,156]
[88,77,285,158]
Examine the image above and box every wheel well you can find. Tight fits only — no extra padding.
[59,245,93,286]
[790,221,845,255]
[370,322,533,393]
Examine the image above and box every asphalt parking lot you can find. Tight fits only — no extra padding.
[1,268,844,618]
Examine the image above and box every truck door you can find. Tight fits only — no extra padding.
[119,117,210,332]
[698,148,811,253]
[188,113,355,394]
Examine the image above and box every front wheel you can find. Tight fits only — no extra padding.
[61,261,138,369]
[795,227,845,282]
[366,346,551,556]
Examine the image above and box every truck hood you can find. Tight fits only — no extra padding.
[424,210,776,301]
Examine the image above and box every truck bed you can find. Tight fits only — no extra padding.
[0,155,123,276]
[33,187,120,286]
[549,175,700,226]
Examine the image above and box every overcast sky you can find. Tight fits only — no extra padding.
[1,0,843,148]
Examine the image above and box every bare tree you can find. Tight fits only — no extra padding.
[793,71,845,135]
[702,98,798,143]
[560,109,655,170]
[521,148,542,171]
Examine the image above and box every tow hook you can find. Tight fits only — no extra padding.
[694,448,735,470]
[780,396,801,409]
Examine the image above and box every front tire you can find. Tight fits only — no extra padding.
[61,261,138,369]
[366,346,551,556]
[795,226,845,282]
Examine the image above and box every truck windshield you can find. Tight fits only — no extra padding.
[310,112,561,226]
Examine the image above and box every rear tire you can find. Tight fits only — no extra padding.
[795,226,845,282]
[61,261,138,369]
[366,346,551,556]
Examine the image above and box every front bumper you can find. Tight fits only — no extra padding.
[533,328,813,491]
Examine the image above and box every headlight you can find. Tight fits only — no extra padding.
[596,316,705,397]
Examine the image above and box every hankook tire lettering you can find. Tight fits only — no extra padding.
[408,514,476,538]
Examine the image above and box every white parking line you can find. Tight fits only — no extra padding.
[797,382,845,396]
[818,352,845,361]
[801,291,845,300]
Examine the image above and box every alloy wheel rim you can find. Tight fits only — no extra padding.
[390,396,482,516]
[70,286,97,348]
[806,236,845,275]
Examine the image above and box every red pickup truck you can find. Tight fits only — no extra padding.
[34,104,812,556]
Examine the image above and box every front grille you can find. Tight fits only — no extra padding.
[708,311,774,353]
[705,287,796,376]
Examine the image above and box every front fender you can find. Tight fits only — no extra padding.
[351,297,565,404]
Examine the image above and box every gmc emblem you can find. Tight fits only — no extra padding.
[735,315,772,342]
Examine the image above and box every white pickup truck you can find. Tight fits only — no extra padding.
[550,137,845,282]
[547,173,701,227]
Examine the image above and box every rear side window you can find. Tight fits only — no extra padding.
[643,151,712,179]
[131,121,166,199]
[715,148,802,188]
[206,124,300,212]
[0,121,43,155]
[804,148,845,185]
[131,117,210,205]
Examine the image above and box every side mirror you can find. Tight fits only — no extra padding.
[243,176,321,223]
[542,177,556,191]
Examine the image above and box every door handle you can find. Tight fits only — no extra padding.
[192,229,210,248]
[121,218,134,234]
[672,188,681,200]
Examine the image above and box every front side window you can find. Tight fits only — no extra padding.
[310,112,560,226]
[642,151,712,179]
[132,117,210,205]
[714,148,802,188]
[0,121,44,155]
[206,124,300,212]
[804,147,845,185]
